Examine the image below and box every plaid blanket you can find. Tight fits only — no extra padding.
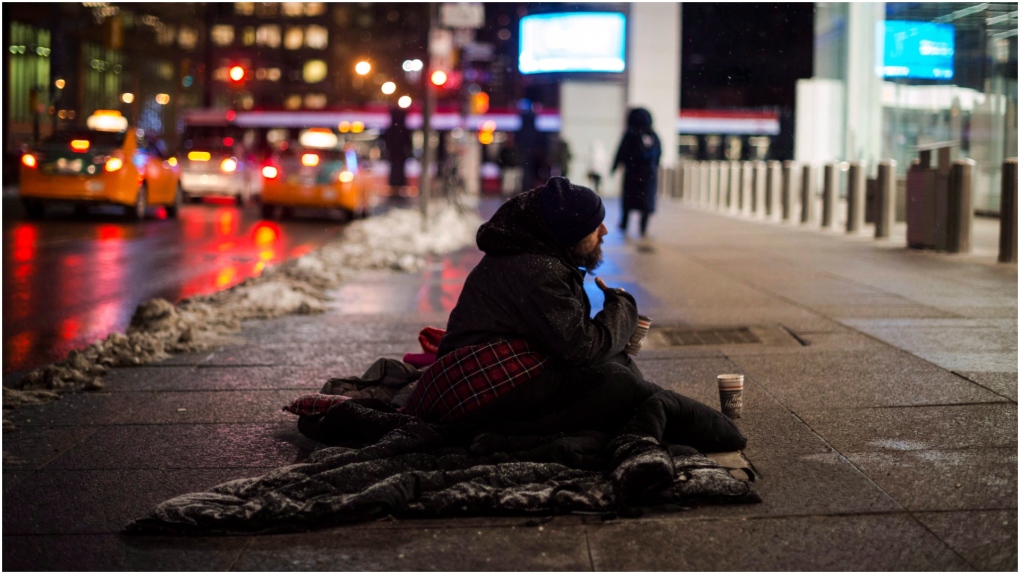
[403,338,548,423]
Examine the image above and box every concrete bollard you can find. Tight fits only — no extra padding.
[728,161,741,212]
[946,159,974,253]
[847,162,866,233]
[740,161,754,215]
[683,161,693,202]
[766,160,782,220]
[717,161,730,211]
[822,163,839,229]
[800,164,815,224]
[688,161,699,204]
[875,160,897,238]
[1000,158,1018,263]
[708,161,720,209]
[752,161,767,218]
[782,160,796,222]
[700,162,710,206]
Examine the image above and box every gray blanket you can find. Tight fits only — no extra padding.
[125,395,760,535]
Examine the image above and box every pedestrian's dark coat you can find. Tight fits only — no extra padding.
[612,108,662,214]
[437,188,637,368]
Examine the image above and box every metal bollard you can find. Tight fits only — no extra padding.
[847,162,865,233]
[875,160,897,238]
[946,159,974,253]
[752,161,767,217]
[800,164,815,224]
[782,160,796,222]
[1000,158,1018,263]
[766,160,782,220]
[822,163,839,229]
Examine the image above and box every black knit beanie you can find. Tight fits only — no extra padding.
[538,176,605,246]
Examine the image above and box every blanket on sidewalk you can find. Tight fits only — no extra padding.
[125,360,760,536]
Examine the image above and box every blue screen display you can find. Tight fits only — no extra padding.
[518,12,626,74]
[876,21,955,80]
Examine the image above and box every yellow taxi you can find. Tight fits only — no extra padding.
[19,110,182,220]
[259,128,371,220]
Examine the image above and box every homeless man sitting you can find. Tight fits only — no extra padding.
[401,176,746,454]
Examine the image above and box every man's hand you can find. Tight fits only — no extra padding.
[595,276,624,293]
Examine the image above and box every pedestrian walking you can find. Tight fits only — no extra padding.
[612,107,662,238]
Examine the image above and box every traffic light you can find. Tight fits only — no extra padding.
[228,65,246,85]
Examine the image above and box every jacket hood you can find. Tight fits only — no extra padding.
[476,188,582,268]
[627,108,653,130]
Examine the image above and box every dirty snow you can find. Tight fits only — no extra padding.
[3,202,481,425]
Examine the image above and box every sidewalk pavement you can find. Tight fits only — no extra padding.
[3,194,1016,571]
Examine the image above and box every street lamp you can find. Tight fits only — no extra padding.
[398,95,412,109]
[381,81,396,95]
[121,93,135,104]
[355,61,371,75]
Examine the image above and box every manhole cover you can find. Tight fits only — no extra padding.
[642,325,806,349]
[654,327,761,346]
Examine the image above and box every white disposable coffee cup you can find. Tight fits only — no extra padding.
[717,374,744,419]
[624,315,652,355]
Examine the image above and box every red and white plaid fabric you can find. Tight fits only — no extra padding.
[282,393,353,416]
[403,339,549,423]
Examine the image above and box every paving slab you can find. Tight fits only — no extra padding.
[732,350,1009,409]
[954,370,1018,401]
[2,471,33,493]
[4,391,135,428]
[797,404,1018,453]
[233,522,592,571]
[2,424,102,470]
[586,514,970,571]
[108,390,301,425]
[914,510,1018,571]
[108,365,343,392]
[203,342,410,367]
[3,468,268,535]
[101,366,195,391]
[2,533,250,572]
[47,422,315,470]
[846,448,1017,512]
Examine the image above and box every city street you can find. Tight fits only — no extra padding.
[2,191,350,377]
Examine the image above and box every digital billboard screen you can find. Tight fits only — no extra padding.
[518,12,626,75]
[876,20,955,80]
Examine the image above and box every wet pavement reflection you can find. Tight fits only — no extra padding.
[3,199,347,376]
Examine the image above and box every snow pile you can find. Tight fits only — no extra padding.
[4,202,481,423]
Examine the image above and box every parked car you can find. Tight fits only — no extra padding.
[178,137,260,206]
[259,128,371,220]
[18,110,182,220]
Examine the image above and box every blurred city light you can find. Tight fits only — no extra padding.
[430,70,448,86]
[54,78,65,89]
[381,81,396,95]
[402,59,423,72]
[120,93,134,104]
[398,95,412,108]
[228,65,245,82]
[155,93,170,105]
[355,60,371,75]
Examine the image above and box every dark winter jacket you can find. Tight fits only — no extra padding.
[437,189,639,368]
[612,108,662,213]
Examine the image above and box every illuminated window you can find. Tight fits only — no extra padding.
[235,2,254,16]
[281,2,303,17]
[211,25,235,46]
[178,27,198,50]
[305,3,325,16]
[267,68,281,81]
[304,93,327,109]
[256,25,280,48]
[213,67,229,82]
[303,60,327,83]
[255,3,277,18]
[242,27,255,46]
[284,94,302,110]
[305,25,328,49]
[284,27,303,50]
[158,62,174,80]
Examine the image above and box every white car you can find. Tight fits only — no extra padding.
[178,138,260,205]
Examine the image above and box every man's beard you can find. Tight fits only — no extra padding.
[572,240,603,271]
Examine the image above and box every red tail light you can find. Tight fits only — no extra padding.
[21,154,37,169]
[262,165,279,179]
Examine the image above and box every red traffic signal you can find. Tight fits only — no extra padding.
[228,65,246,83]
